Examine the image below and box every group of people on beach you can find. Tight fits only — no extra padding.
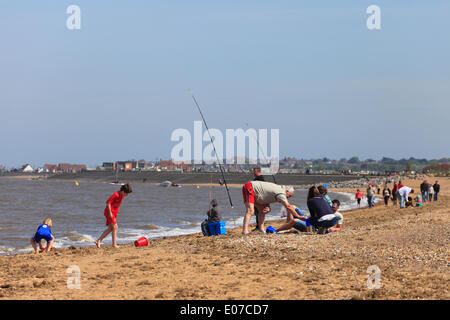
[241,169,343,235]
[29,171,442,253]
[355,179,440,210]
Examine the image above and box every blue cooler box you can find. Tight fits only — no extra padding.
[208,221,226,236]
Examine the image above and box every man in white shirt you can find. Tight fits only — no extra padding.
[398,186,414,208]
[242,181,296,234]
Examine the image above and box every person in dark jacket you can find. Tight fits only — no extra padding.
[201,199,222,236]
[420,180,429,203]
[306,186,338,233]
[433,181,440,201]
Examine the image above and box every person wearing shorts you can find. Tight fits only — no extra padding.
[95,183,132,248]
[30,218,54,253]
[242,181,295,234]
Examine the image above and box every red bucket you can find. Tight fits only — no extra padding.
[134,237,149,247]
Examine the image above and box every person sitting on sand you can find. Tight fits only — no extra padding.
[307,186,339,234]
[328,199,344,233]
[95,183,132,248]
[273,204,310,233]
[272,186,337,234]
[201,199,222,236]
[242,180,296,234]
[30,218,54,254]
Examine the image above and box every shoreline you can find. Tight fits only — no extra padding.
[0,177,448,300]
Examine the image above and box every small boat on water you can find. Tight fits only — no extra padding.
[110,180,125,186]
[159,180,172,187]
[171,183,182,188]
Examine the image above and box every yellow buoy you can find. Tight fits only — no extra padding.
[75,180,79,187]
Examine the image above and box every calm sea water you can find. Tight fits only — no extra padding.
[0,178,356,255]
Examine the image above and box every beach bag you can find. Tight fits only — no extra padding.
[201,220,210,236]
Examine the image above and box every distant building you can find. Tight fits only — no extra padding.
[21,164,34,173]
[44,164,58,173]
[102,162,115,170]
[58,163,87,173]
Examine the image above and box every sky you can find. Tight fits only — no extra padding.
[0,0,449,168]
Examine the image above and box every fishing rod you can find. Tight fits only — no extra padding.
[244,123,277,184]
[189,91,234,208]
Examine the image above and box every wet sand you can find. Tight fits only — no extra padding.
[0,178,448,300]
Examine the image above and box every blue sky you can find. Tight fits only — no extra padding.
[0,0,449,168]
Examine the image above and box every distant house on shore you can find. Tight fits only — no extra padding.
[44,164,58,173]
[58,163,87,173]
[21,164,34,173]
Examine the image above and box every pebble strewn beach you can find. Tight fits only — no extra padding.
[0,178,448,300]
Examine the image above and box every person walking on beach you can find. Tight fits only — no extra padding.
[433,181,440,201]
[95,183,132,248]
[355,189,363,208]
[366,184,376,208]
[392,182,399,205]
[383,185,391,206]
[30,218,54,254]
[242,180,295,234]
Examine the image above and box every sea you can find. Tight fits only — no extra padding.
[0,178,367,255]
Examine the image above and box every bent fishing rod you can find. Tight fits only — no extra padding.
[189,91,234,208]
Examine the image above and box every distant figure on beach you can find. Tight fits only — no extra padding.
[30,218,54,254]
[241,180,295,234]
[415,194,422,207]
[433,181,440,201]
[420,180,429,203]
[317,185,333,207]
[377,184,381,195]
[95,183,132,248]
[201,199,222,236]
[398,185,414,208]
[383,185,391,206]
[366,184,376,208]
[252,167,265,230]
[392,182,399,205]
[355,189,363,208]
[428,184,434,202]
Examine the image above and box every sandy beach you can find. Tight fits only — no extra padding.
[0,177,448,300]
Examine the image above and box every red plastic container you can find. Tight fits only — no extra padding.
[134,237,149,247]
